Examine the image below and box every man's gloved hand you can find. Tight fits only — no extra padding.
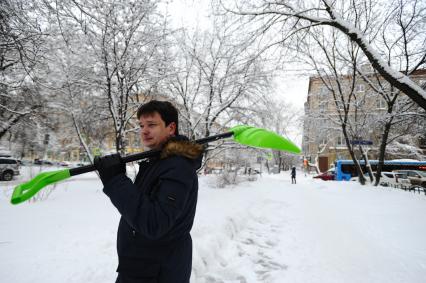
[94,153,126,185]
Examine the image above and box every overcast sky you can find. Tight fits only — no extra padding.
[274,75,309,110]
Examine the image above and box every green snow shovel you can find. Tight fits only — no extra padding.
[11,125,301,205]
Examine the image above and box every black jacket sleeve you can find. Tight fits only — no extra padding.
[103,156,195,239]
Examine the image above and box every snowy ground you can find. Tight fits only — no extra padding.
[1,166,426,283]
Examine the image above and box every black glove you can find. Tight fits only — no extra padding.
[94,153,126,185]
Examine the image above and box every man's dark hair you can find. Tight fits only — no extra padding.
[137,100,179,135]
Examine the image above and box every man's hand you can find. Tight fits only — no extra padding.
[94,153,126,185]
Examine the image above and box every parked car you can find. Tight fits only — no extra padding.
[313,169,335,181]
[350,171,410,187]
[378,171,411,187]
[0,157,20,181]
[394,170,426,188]
[57,161,70,167]
[34,159,54,165]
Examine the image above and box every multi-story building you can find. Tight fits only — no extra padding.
[303,69,426,172]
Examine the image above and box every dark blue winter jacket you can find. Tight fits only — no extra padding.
[103,136,203,282]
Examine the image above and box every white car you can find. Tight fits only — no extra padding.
[394,170,426,188]
[350,171,410,187]
[0,157,21,181]
[379,172,410,187]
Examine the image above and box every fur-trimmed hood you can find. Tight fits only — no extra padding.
[160,135,204,161]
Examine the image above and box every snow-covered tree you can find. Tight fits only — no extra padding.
[0,0,46,140]
[163,20,275,170]
[218,0,426,110]
[251,96,301,173]
[43,0,171,154]
[165,26,273,139]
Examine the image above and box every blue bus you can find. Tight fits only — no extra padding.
[335,160,426,181]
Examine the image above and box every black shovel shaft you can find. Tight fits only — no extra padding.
[69,131,234,177]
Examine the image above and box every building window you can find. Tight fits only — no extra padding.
[356,84,365,93]
[354,98,365,108]
[419,137,426,149]
[319,86,328,95]
[376,98,386,109]
[335,100,344,111]
[336,134,344,146]
[319,101,328,112]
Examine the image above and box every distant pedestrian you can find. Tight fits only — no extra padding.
[291,166,296,184]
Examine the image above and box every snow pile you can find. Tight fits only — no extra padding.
[1,168,426,283]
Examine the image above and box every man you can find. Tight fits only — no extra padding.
[94,100,204,283]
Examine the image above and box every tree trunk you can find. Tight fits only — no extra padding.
[342,125,366,185]
[359,145,374,183]
[374,118,393,186]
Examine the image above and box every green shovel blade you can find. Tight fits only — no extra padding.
[11,169,71,205]
[230,125,301,154]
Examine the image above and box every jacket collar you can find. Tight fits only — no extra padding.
[160,135,204,160]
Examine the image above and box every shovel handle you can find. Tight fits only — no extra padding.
[69,132,234,177]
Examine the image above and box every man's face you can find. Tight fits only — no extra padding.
[139,112,176,150]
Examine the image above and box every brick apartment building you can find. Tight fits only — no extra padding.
[302,69,426,172]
